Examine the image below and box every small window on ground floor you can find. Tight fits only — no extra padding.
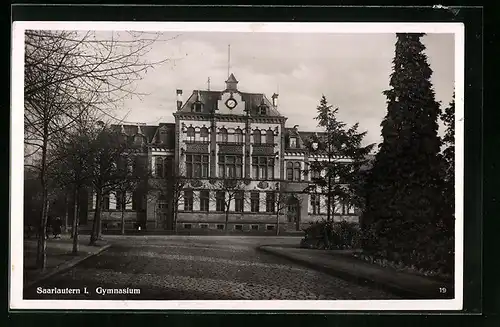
[217,224,224,230]
[266,225,275,231]
[183,224,192,229]
[251,225,259,231]
[200,224,209,229]
[234,224,243,231]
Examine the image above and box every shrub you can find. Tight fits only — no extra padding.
[301,220,361,250]
[361,218,455,279]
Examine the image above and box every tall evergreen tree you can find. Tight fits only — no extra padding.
[442,94,455,183]
[304,95,374,221]
[440,93,455,235]
[362,33,445,270]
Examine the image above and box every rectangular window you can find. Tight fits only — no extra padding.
[252,157,274,180]
[311,194,321,214]
[155,157,165,178]
[132,191,141,211]
[116,191,123,210]
[289,137,297,148]
[200,190,209,212]
[125,192,133,210]
[266,225,275,231]
[218,155,242,179]
[184,224,192,229]
[102,193,110,210]
[234,225,243,231]
[200,224,209,229]
[251,225,259,231]
[286,161,302,181]
[186,154,209,178]
[216,191,225,212]
[184,190,193,211]
[266,193,275,213]
[234,191,244,212]
[217,224,225,230]
[250,192,260,213]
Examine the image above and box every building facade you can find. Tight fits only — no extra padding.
[87,74,359,233]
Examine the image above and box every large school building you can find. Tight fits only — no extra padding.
[87,74,359,233]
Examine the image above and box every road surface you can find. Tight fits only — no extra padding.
[24,235,398,300]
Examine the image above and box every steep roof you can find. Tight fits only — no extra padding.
[177,89,284,118]
[110,123,175,149]
[226,73,238,83]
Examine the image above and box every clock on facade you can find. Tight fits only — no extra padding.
[225,98,237,109]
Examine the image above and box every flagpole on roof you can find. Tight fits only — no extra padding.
[227,44,231,78]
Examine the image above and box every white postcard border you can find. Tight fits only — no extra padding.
[10,21,465,311]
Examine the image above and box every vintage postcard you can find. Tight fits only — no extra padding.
[11,21,464,311]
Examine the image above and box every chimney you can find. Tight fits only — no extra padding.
[272,93,279,107]
[176,89,183,110]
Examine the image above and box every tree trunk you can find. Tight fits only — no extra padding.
[121,208,125,235]
[173,205,178,234]
[89,188,102,245]
[63,192,69,234]
[36,192,49,269]
[276,212,280,236]
[36,132,49,269]
[72,187,79,254]
[225,201,230,234]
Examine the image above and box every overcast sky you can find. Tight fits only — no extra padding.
[116,32,455,147]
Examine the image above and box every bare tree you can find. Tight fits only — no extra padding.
[208,179,247,232]
[88,123,138,245]
[170,171,189,234]
[24,30,173,267]
[48,113,97,254]
[113,153,141,235]
[270,190,291,236]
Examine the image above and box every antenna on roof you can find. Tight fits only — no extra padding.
[207,77,211,91]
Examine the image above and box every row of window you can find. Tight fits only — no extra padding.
[183,191,278,213]
[186,127,275,144]
[185,154,276,179]
[155,156,336,182]
[95,191,145,211]
[309,194,355,215]
[182,223,275,231]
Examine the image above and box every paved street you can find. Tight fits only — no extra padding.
[24,236,399,300]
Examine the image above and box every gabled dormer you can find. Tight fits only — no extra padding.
[257,97,269,116]
[191,90,204,113]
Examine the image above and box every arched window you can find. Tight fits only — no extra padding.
[253,129,261,144]
[234,128,243,143]
[186,127,195,142]
[266,130,274,144]
[219,128,228,143]
[200,127,209,142]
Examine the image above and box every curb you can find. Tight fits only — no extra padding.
[257,245,453,299]
[24,244,112,290]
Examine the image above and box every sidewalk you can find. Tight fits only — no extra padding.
[258,245,454,299]
[23,234,111,289]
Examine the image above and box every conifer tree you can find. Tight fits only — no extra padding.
[362,33,444,269]
[304,95,374,221]
[440,94,455,235]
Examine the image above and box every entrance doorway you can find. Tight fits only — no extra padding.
[286,195,301,231]
[157,195,172,230]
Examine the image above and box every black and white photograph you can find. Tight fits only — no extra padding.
[10,21,464,311]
